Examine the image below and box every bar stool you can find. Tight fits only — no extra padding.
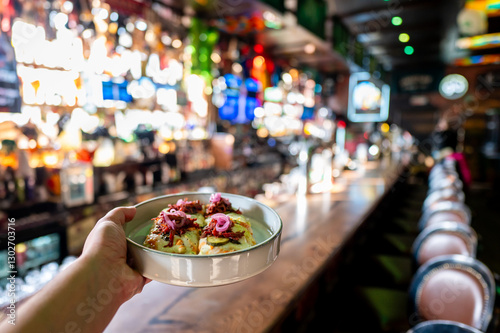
[419,201,471,231]
[428,164,461,184]
[428,163,458,184]
[422,189,466,215]
[428,176,463,195]
[409,255,496,332]
[407,320,483,333]
[412,222,477,267]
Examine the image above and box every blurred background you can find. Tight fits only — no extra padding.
[0,0,500,325]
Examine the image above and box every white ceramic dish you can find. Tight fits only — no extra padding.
[125,192,282,287]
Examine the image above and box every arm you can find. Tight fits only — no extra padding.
[0,207,149,333]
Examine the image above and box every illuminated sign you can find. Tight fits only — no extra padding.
[454,54,500,66]
[244,78,261,121]
[456,32,500,50]
[393,69,442,94]
[218,74,241,121]
[487,0,500,16]
[0,34,21,113]
[17,66,83,106]
[264,86,283,103]
[348,72,390,123]
[102,80,132,102]
[439,74,469,100]
[11,20,85,70]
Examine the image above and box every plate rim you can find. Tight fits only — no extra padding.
[125,192,283,258]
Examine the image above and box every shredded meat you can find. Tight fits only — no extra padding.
[168,198,203,214]
[205,200,242,215]
[152,213,199,247]
[201,217,245,242]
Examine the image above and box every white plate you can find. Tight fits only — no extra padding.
[125,192,282,287]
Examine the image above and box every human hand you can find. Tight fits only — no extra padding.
[0,207,150,333]
[81,206,150,302]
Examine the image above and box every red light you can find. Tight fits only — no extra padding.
[363,132,369,139]
[266,59,275,73]
[254,44,264,54]
[337,120,346,128]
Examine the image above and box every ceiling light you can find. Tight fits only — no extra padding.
[172,39,182,48]
[392,16,403,26]
[210,52,221,63]
[404,45,414,55]
[282,73,292,85]
[135,20,147,31]
[232,63,243,73]
[161,35,172,45]
[399,33,410,43]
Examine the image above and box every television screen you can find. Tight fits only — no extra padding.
[348,72,390,123]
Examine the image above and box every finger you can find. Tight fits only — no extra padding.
[101,206,136,226]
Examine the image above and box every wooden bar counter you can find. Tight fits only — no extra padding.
[105,159,404,333]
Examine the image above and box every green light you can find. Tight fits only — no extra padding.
[185,45,195,54]
[392,16,403,26]
[404,45,414,55]
[399,33,410,43]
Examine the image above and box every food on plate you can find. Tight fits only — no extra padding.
[205,192,242,215]
[143,208,200,254]
[142,193,256,255]
[168,198,206,227]
[199,212,256,255]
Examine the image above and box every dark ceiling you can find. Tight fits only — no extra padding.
[180,0,465,73]
[333,0,465,70]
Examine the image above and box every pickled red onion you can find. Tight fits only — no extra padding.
[210,193,222,203]
[161,209,189,229]
[161,211,176,230]
[212,213,231,232]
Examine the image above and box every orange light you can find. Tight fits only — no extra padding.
[43,151,60,167]
[289,68,299,80]
[32,80,40,93]
[304,123,313,135]
[159,142,170,154]
[169,142,176,153]
[16,243,27,253]
[465,0,486,11]
[256,127,269,138]
[29,154,41,168]
[253,56,265,68]
[1,154,17,168]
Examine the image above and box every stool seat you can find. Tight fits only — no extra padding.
[419,201,471,231]
[407,320,483,333]
[409,255,496,331]
[412,222,477,267]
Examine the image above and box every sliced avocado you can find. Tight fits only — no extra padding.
[207,236,229,246]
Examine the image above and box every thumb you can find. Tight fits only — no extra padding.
[101,206,137,226]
